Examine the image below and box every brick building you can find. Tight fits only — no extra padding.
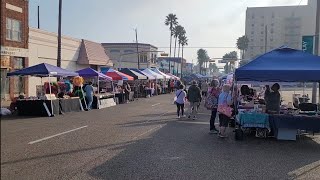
[1,0,29,102]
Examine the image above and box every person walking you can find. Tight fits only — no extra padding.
[84,81,94,110]
[124,82,131,103]
[187,81,202,120]
[206,79,221,134]
[175,84,187,118]
[201,80,209,98]
[217,84,233,138]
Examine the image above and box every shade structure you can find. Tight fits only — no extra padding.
[166,73,180,80]
[101,68,134,81]
[190,73,205,79]
[235,46,320,82]
[76,68,112,81]
[151,68,172,80]
[142,68,164,79]
[7,63,78,77]
[119,68,147,80]
[130,68,155,80]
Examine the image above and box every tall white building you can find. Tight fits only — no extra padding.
[244,0,318,60]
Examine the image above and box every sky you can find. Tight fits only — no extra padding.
[29,0,308,65]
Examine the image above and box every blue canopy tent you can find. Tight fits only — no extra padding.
[235,46,320,82]
[7,63,78,77]
[7,63,79,117]
[77,68,112,94]
[190,73,205,79]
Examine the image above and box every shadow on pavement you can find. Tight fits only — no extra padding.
[86,121,320,180]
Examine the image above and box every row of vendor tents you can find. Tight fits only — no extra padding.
[7,64,180,81]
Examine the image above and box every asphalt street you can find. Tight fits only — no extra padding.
[1,94,320,180]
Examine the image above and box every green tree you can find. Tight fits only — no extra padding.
[165,13,178,73]
[236,35,249,60]
[222,51,238,74]
[209,63,219,74]
[197,49,209,75]
[173,25,184,57]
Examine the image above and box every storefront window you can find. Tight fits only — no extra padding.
[1,69,10,100]
[13,57,25,95]
[6,18,22,42]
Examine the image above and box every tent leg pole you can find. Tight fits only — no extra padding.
[48,75,54,117]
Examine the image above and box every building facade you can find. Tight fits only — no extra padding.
[102,43,158,69]
[1,0,29,102]
[244,0,317,60]
[28,28,112,97]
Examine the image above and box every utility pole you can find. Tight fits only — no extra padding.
[312,0,320,104]
[135,28,140,69]
[57,0,62,67]
[264,25,268,53]
[37,5,40,29]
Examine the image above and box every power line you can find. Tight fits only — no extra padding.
[157,46,237,49]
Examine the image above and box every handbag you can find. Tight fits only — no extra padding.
[174,91,183,104]
[217,94,233,117]
[204,92,218,110]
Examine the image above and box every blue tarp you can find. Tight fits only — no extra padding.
[235,46,320,82]
[7,63,78,77]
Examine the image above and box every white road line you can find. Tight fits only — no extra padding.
[28,126,88,145]
[176,121,209,125]
[151,103,161,107]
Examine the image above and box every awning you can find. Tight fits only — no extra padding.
[166,73,180,80]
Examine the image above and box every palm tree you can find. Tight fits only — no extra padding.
[173,25,185,57]
[179,35,188,78]
[222,51,238,73]
[177,26,186,58]
[165,14,178,73]
[209,63,218,74]
[197,49,208,75]
[236,35,249,60]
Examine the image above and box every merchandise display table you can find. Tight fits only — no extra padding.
[93,93,116,109]
[16,97,82,117]
[269,114,320,140]
[237,112,270,129]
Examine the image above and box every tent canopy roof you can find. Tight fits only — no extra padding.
[7,63,78,77]
[142,68,164,79]
[151,68,172,79]
[130,68,155,80]
[235,46,320,82]
[120,68,147,80]
[101,68,134,81]
[76,68,112,81]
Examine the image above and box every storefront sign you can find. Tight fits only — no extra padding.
[1,46,28,57]
[302,36,314,54]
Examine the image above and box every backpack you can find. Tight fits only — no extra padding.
[204,91,218,110]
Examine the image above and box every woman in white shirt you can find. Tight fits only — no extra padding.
[175,84,187,118]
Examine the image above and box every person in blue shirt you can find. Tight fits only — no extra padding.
[218,84,233,138]
[84,82,94,110]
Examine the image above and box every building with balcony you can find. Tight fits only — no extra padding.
[102,43,158,69]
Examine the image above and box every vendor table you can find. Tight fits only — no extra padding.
[93,93,116,109]
[17,99,59,116]
[59,98,82,113]
[16,98,82,117]
[269,114,320,140]
[237,112,270,129]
